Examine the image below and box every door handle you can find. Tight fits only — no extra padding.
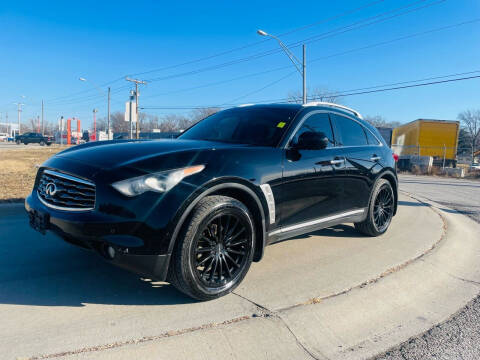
[330,159,345,165]
[370,155,381,162]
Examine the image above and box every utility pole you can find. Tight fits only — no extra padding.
[125,77,147,139]
[6,112,9,138]
[107,87,111,140]
[41,100,44,135]
[302,45,307,104]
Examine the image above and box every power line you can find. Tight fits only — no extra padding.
[144,0,444,83]
[140,72,480,110]
[127,0,387,77]
[39,1,388,106]
[327,74,480,98]
[222,71,298,105]
[139,18,479,103]
[35,0,445,109]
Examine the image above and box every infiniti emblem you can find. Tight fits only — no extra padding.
[45,182,57,196]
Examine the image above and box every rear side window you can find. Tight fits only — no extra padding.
[332,114,368,146]
[293,113,335,148]
[365,129,381,145]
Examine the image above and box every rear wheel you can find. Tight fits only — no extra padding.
[39,140,45,146]
[169,195,255,300]
[355,179,394,236]
[16,140,20,145]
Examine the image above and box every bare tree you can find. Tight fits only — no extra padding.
[458,110,480,161]
[364,115,401,128]
[110,111,129,133]
[190,107,220,124]
[287,88,341,104]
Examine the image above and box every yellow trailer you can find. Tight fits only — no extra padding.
[391,119,459,166]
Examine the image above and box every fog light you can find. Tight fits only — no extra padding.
[107,246,116,259]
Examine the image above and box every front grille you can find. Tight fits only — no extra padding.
[37,170,95,211]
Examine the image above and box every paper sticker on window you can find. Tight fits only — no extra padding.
[277,122,286,128]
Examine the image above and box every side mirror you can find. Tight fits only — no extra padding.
[294,131,329,150]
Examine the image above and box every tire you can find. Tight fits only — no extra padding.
[46,142,52,146]
[40,141,45,146]
[355,179,394,237]
[169,195,255,301]
[16,140,20,145]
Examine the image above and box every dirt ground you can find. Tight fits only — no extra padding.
[0,145,67,201]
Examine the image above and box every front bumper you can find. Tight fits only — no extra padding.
[25,193,171,281]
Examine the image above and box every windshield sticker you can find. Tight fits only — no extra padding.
[276,122,286,128]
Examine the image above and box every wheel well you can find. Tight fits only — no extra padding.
[209,187,265,262]
[379,172,398,215]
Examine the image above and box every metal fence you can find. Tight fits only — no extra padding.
[391,145,478,173]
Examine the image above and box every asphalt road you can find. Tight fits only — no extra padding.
[377,174,480,360]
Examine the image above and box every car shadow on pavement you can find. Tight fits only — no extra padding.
[0,237,196,307]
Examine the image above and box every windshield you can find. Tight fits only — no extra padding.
[179,107,298,147]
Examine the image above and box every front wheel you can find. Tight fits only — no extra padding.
[39,141,45,146]
[355,179,394,236]
[169,195,255,301]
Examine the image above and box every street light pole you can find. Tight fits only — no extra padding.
[14,102,24,135]
[93,109,98,141]
[257,29,307,104]
[107,87,111,139]
[41,99,44,135]
[79,77,110,139]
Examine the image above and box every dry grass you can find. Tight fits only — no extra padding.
[0,145,68,201]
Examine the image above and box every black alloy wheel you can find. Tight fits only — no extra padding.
[373,184,394,232]
[169,195,255,300]
[355,178,394,236]
[194,213,250,288]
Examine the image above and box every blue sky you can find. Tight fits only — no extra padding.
[0,0,479,129]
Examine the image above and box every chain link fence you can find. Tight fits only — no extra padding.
[391,145,479,177]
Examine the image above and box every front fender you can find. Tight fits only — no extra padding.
[166,178,268,253]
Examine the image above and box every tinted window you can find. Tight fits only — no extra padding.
[333,115,368,146]
[180,107,298,147]
[365,129,380,145]
[293,113,334,148]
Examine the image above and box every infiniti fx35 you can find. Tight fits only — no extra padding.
[26,103,398,300]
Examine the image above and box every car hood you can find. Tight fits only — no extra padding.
[55,139,239,169]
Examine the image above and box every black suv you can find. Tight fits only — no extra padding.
[25,103,398,300]
[16,132,54,146]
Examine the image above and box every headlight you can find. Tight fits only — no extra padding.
[112,165,205,197]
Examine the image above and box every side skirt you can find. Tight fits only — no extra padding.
[267,208,366,243]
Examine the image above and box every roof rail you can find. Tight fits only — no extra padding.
[302,101,363,119]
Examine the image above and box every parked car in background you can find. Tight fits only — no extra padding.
[15,133,54,146]
[470,163,480,170]
[0,133,9,142]
[26,102,398,300]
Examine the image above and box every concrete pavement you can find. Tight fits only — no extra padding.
[1,191,479,359]
[376,174,480,360]
[399,174,480,222]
